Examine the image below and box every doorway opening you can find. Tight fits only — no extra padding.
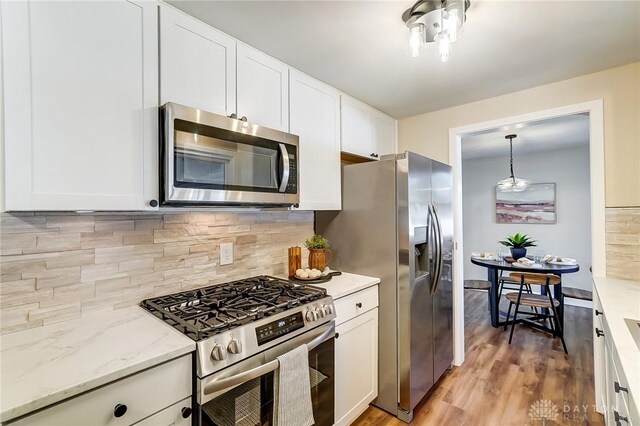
[448,100,605,365]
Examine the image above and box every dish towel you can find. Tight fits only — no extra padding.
[274,345,315,426]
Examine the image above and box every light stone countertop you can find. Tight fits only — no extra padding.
[593,276,640,409]
[0,306,195,423]
[309,272,380,300]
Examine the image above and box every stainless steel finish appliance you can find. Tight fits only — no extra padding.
[316,151,454,422]
[161,103,299,207]
[140,276,335,426]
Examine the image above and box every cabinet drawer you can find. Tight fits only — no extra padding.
[134,397,192,426]
[334,286,379,326]
[11,355,192,426]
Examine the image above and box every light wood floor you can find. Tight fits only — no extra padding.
[352,290,603,426]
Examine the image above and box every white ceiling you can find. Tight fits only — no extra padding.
[461,113,589,160]
[168,0,640,118]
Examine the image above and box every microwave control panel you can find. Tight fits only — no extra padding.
[284,144,297,194]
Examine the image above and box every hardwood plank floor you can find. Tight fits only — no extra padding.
[352,290,603,425]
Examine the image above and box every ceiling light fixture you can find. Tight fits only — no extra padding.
[402,0,469,62]
[497,134,529,192]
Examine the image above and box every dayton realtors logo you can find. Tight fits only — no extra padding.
[528,399,559,424]
[529,399,598,423]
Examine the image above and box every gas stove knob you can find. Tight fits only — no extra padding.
[227,339,243,354]
[317,306,327,318]
[211,344,227,361]
[324,304,333,315]
[305,309,318,322]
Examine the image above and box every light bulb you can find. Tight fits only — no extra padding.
[408,24,423,58]
[444,9,461,42]
[435,32,451,62]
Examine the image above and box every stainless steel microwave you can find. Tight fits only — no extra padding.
[160,103,299,207]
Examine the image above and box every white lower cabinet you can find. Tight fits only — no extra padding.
[334,286,379,426]
[133,398,192,426]
[594,289,639,425]
[9,356,192,426]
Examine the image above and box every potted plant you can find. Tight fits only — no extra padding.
[304,235,332,271]
[499,233,537,260]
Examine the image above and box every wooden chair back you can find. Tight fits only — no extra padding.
[508,272,561,286]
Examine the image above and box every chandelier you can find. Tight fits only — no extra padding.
[497,134,529,192]
[402,0,470,62]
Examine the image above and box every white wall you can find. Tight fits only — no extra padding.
[462,145,592,297]
[399,62,640,207]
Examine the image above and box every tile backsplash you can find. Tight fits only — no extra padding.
[0,211,314,334]
[605,207,640,281]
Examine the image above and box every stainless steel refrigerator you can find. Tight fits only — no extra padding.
[316,151,453,423]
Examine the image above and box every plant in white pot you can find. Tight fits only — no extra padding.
[499,233,537,260]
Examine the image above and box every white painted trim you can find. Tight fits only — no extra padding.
[449,130,465,366]
[448,100,606,366]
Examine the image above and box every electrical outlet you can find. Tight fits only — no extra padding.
[220,242,234,265]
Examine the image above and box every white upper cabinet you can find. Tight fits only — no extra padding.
[1,0,158,211]
[159,4,236,116]
[289,71,341,211]
[236,44,289,131]
[341,95,397,160]
[372,112,397,159]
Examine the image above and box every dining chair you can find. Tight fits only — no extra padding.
[498,270,534,301]
[503,272,568,354]
[463,279,491,291]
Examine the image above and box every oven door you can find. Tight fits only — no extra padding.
[196,323,334,426]
[161,102,299,206]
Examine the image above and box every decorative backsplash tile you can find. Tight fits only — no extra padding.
[605,208,640,281]
[0,211,314,334]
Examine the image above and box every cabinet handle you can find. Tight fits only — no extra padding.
[229,113,238,119]
[614,381,629,394]
[370,153,376,158]
[181,407,192,419]
[335,332,340,339]
[113,404,127,418]
[595,309,603,316]
[614,410,628,425]
[595,328,604,337]
[356,302,363,308]
[149,199,158,208]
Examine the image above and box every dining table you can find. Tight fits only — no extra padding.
[470,257,580,329]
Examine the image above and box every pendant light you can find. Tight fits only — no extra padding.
[497,134,529,192]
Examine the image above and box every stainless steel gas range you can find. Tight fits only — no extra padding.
[141,276,336,426]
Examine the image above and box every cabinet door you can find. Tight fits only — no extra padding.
[289,71,341,210]
[11,356,191,426]
[159,4,236,116]
[372,111,397,157]
[236,44,289,131]
[335,308,378,426]
[593,293,607,413]
[2,0,158,211]
[340,95,376,160]
[134,397,192,426]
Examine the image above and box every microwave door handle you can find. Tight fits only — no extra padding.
[202,324,335,396]
[278,143,290,193]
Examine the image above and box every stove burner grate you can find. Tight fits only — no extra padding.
[140,275,326,341]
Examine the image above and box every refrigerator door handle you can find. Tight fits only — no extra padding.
[430,203,444,295]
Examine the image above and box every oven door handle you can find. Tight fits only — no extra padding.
[202,324,334,396]
[278,143,290,193]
